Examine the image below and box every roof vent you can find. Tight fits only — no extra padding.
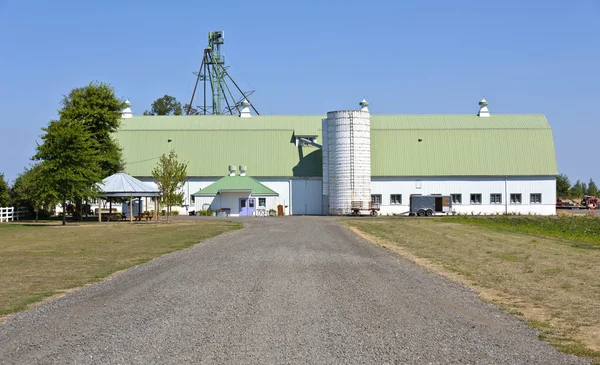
[240,99,251,118]
[478,98,490,118]
[239,165,247,176]
[121,99,133,119]
[359,99,369,112]
[228,165,236,176]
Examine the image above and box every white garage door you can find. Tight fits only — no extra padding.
[292,179,323,215]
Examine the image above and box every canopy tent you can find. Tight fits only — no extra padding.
[193,175,278,197]
[97,172,160,222]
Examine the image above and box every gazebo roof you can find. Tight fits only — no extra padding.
[98,172,160,197]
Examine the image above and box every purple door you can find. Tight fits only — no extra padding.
[239,198,256,216]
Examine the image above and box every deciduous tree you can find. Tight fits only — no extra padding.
[0,173,9,206]
[10,165,57,222]
[33,119,102,225]
[556,173,571,198]
[59,81,126,177]
[587,178,599,197]
[183,104,200,115]
[569,180,584,199]
[152,150,187,222]
[144,95,183,116]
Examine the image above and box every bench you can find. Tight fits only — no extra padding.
[135,212,153,221]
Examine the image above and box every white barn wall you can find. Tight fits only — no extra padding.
[372,176,556,215]
[140,176,554,216]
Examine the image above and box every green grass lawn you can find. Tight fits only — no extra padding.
[0,220,241,318]
[441,215,600,245]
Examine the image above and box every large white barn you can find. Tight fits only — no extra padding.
[114,99,557,216]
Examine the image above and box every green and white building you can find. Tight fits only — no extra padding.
[115,99,558,216]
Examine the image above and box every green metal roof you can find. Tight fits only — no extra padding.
[115,114,557,178]
[193,176,279,196]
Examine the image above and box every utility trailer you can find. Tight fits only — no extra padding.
[351,201,381,216]
[410,195,452,216]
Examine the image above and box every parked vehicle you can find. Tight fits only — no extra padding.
[410,195,452,216]
[351,201,381,216]
[582,195,599,209]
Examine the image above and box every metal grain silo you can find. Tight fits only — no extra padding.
[325,101,371,215]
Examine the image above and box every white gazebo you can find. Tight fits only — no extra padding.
[97,172,161,222]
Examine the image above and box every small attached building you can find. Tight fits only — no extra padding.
[193,167,279,216]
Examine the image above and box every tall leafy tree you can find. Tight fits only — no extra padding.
[144,95,183,116]
[10,165,57,222]
[587,178,599,197]
[152,150,187,222]
[59,81,126,177]
[0,173,9,206]
[34,119,102,225]
[556,173,571,198]
[569,180,584,198]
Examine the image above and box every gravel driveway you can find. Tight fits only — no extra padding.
[0,217,588,364]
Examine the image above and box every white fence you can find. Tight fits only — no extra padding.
[0,207,14,222]
[0,207,28,222]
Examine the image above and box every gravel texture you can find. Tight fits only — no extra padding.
[0,216,589,364]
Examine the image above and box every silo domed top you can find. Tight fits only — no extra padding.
[479,98,488,106]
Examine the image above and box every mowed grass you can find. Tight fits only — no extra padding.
[443,215,600,246]
[0,220,241,318]
[345,218,600,362]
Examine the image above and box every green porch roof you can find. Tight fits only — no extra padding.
[115,114,557,178]
[194,175,279,196]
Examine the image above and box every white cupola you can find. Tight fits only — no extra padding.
[240,99,251,118]
[478,98,490,118]
[121,99,133,119]
[359,98,369,112]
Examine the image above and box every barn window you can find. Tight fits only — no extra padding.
[510,194,522,204]
[470,194,482,204]
[390,194,402,204]
[371,195,382,205]
[259,198,266,207]
[490,194,502,204]
[530,194,542,204]
[451,194,462,204]
[190,194,195,204]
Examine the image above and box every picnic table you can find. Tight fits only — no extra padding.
[134,212,153,221]
[101,213,125,222]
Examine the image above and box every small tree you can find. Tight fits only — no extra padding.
[34,119,102,225]
[11,165,57,222]
[587,178,599,197]
[152,150,187,222]
[183,104,200,115]
[556,173,571,198]
[569,180,584,199]
[0,173,10,206]
[144,95,183,116]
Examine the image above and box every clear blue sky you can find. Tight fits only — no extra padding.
[1,0,598,186]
